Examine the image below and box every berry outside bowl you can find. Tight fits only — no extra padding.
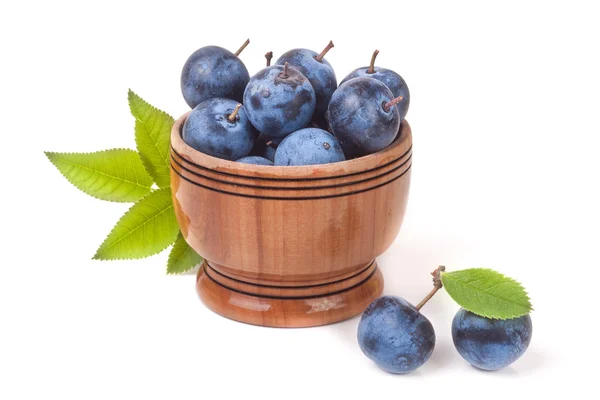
[170,111,412,327]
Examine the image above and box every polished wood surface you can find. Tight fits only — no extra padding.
[171,112,412,327]
[197,260,384,328]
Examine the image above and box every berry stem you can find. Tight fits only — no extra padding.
[265,51,273,66]
[367,49,379,74]
[280,62,290,79]
[383,95,404,112]
[314,40,334,62]
[234,39,250,56]
[228,104,242,123]
[415,266,446,311]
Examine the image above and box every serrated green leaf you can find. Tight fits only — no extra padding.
[128,89,174,188]
[94,187,179,260]
[167,233,203,275]
[45,149,153,203]
[441,268,532,319]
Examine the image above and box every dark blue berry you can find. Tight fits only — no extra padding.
[358,296,435,374]
[274,128,345,166]
[328,77,401,158]
[236,156,273,166]
[182,98,256,161]
[243,63,316,138]
[275,41,337,120]
[452,309,532,371]
[181,44,250,109]
[340,50,410,120]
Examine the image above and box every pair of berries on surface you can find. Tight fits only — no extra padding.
[358,267,533,374]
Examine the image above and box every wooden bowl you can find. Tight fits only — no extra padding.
[170,112,412,327]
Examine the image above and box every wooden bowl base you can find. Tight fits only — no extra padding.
[196,260,384,328]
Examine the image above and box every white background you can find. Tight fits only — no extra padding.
[1,0,599,398]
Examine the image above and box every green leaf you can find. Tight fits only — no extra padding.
[128,89,174,188]
[94,187,179,260]
[45,149,153,203]
[441,268,532,319]
[167,233,203,274]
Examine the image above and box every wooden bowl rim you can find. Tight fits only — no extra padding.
[171,111,412,180]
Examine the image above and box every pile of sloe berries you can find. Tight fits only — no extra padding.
[180,40,410,166]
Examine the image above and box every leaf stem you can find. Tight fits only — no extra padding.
[367,49,379,74]
[415,266,446,311]
[383,96,404,112]
[314,40,334,62]
[265,51,273,66]
[234,39,250,56]
[228,104,242,123]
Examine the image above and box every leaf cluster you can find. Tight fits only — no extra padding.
[45,90,202,274]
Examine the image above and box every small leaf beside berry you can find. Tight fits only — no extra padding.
[441,268,532,320]
[128,89,174,189]
[47,91,197,272]
[45,149,153,203]
[93,187,179,260]
[167,233,203,275]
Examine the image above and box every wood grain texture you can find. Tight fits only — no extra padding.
[197,260,384,328]
[171,112,412,327]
